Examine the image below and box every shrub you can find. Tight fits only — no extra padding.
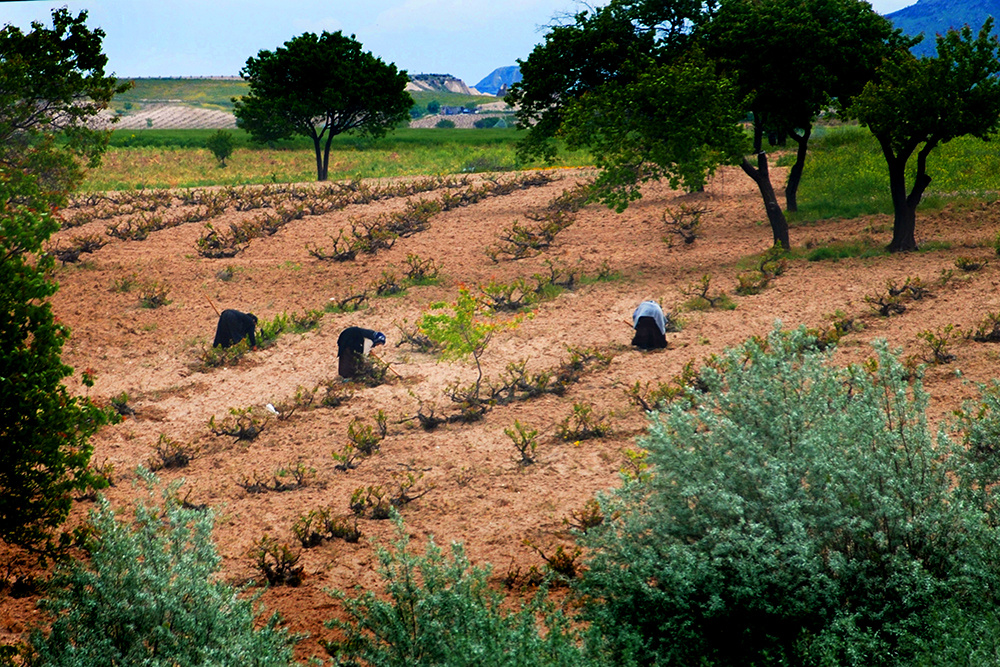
[435,119,455,129]
[506,420,539,466]
[28,471,296,666]
[556,402,611,442]
[577,327,1000,666]
[205,129,234,166]
[323,516,592,666]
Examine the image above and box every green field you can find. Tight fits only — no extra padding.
[112,77,499,115]
[85,127,592,190]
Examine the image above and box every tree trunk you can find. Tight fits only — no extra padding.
[784,127,811,213]
[881,137,935,253]
[741,153,790,250]
[311,134,326,182]
[322,131,336,183]
[741,114,790,249]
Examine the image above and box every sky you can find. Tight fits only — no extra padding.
[2,0,917,87]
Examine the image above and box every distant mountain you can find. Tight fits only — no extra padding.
[475,66,522,97]
[406,73,478,96]
[887,0,1000,56]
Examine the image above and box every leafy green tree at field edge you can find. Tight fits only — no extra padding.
[233,30,413,181]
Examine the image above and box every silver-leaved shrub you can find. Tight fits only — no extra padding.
[29,470,297,666]
[578,327,1000,666]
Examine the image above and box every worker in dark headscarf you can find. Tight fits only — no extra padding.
[337,327,387,378]
[631,300,668,350]
[213,309,258,349]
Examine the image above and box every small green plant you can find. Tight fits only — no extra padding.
[209,406,269,442]
[662,204,705,246]
[955,255,988,272]
[505,420,539,466]
[557,402,611,442]
[565,498,604,533]
[249,536,303,587]
[148,433,196,471]
[137,279,171,308]
[917,324,959,364]
[528,542,583,582]
[680,274,736,310]
[402,253,441,284]
[350,485,391,520]
[109,271,140,293]
[735,248,788,296]
[972,311,1000,342]
[196,338,251,370]
[109,391,134,417]
[292,507,361,547]
[435,118,456,128]
[347,411,388,456]
[477,276,536,311]
[371,268,405,296]
[387,470,432,508]
[864,290,906,316]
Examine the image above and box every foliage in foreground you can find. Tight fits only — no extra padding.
[325,515,591,666]
[28,471,297,666]
[578,327,1000,666]
[0,7,124,558]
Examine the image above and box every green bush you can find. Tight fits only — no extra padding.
[29,470,297,666]
[205,129,235,166]
[435,119,456,129]
[324,516,591,666]
[578,327,1000,666]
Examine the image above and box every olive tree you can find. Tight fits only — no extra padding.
[850,20,1000,252]
[234,30,412,181]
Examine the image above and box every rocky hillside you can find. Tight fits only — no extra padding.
[406,73,481,95]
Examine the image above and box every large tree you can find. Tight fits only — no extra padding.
[0,9,123,560]
[509,0,897,249]
[850,20,1000,252]
[234,31,412,182]
[702,0,901,218]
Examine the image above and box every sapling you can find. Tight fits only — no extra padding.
[419,287,526,413]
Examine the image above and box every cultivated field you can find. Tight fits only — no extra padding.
[6,155,1000,660]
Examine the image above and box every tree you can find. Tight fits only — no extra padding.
[234,31,412,181]
[0,8,129,200]
[703,0,900,215]
[850,20,1000,252]
[578,328,1000,665]
[205,129,234,166]
[427,99,441,114]
[509,0,897,249]
[30,472,297,666]
[0,8,123,560]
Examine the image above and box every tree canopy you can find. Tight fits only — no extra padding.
[509,0,898,249]
[234,31,413,181]
[0,8,121,560]
[850,19,1000,252]
[0,7,129,200]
